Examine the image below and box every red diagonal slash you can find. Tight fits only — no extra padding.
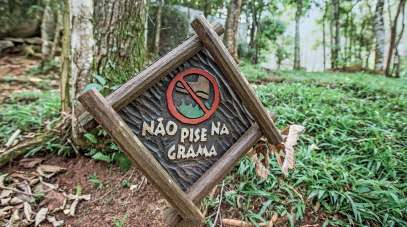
[179,79,209,113]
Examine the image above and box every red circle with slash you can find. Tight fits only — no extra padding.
[167,68,219,124]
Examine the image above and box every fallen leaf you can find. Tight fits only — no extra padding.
[0,190,13,200]
[46,216,64,227]
[40,165,66,173]
[271,125,305,177]
[35,207,48,227]
[10,173,35,182]
[23,202,33,221]
[130,185,137,191]
[0,173,8,187]
[67,194,91,216]
[10,197,24,205]
[310,144,320,151]
[19,158,46,168]
[36,166,55,179]
[0,206,13,216]
[1,198,11,205]
[39,190,66,211]
[29,178,40,186]
[39,177,58,189]
[69,197,79,216]
[15,183,32,202]
[63,209,69,214]
[247,141,270,180]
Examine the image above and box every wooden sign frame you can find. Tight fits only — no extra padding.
[79,16,283,227]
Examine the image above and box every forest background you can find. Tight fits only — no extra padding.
[0,0,406,226]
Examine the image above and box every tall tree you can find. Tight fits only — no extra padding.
[70,0,94,148]
[223,0,243,62]
[60,0,71,113]
[293,0,303,70]
[334,0,340,67]
[323,3,328,70]
[330,0,335,68]
[373,0,385,74]
[41,1,52,64]
[385,0,406,77]
[393,8,405,77]
[71,0,148,148]
[154,0,164,57]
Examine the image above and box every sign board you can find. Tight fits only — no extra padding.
[79,15,282,227]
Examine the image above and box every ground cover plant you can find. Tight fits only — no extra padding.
[201,66,407,226]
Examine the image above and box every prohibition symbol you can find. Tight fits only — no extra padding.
[167,68,219,124]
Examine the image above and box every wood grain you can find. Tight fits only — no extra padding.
[163,112,277,226]
[79,21,225,132]
[190,15,283,146]
[79,88,205,227]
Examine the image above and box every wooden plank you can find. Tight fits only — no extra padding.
[190,15,283,146]
[78,88,205,227]
[163,112,277,226]
[79,21,225,132]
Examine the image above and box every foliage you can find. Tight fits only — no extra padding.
[210,65,407,226]
[0,91,60,146]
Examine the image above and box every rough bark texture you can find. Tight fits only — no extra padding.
[153,0,163,57]
[330,0,335,68]
[249,1,256,49]
[93,0,147,88]
[70,0,94,148]
[204,0,210,17]
[393,8,405,77]
[323,5,327,70]
[61,0,71,113]
[41,2,52,62]
[385,0,406,77]
[50,8,62,59]
[223,0,242,62]
[293,0,302,70]
[334,0,340,67]
[373,0,385,74]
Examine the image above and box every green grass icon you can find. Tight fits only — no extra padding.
[177,101,205,118]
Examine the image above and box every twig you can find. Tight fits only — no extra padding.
[203,186,217,217]
[213,181,225,227]
[67,138,79,155]
[137,176,146,191]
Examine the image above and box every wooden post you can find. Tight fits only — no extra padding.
[79,88,205,227]
[79,21,225,132]
[164,112,277,226]
[191,15,283,146]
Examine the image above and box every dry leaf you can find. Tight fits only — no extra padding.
[35,207,48,227]
[7,209,20,227]
[23,202,33,222]
[15,183,32,202]
[19,158,46,168]
[39,190,66,211]
[46,216,64,227]
[310,144,320,151]
[1,198,11,206]
[0,206,13,216]
[69,197,79,216]
[63,209,69,215]
[36,166,55,179]
[10,173,36,182]
[10,197,24,205]
[0,173,8,187]
[40,165,66,173]
[0,189,13,199]
[29,178,40,186]
[272,125,305,177]
[39,177,57,189]
[247,141,270,180]
[67,194,91,216]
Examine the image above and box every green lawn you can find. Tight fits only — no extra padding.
[215,66,407,226]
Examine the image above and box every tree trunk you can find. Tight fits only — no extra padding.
[334,0,340,67]
[385,0,406,77]
[70,0,94,149]
[93,0,148,87]
[349,12,353,64]
[293,0,302,70]
[144,2,149,58]
[330,0,335,68]
[223,0,243,62]
[50,7,62,59]
[41,1,52,63]
[392,6,405,77]
[344,13,349,66]
[323,4,328,70]
[250,0,256,49]
[373,0,385,74]
[204,0,211,17]
[154,0,163,57]
[60,0,71,113]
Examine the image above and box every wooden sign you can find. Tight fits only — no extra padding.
[79,15,283,227]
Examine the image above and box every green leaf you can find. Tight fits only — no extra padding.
[93,74,106,86]
[89,179,101,184]
[92,152,111,163]
[85,134,98,143]
[83,83,103,93]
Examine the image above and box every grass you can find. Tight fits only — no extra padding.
[0,90,61,146]
[207,65,407,226]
